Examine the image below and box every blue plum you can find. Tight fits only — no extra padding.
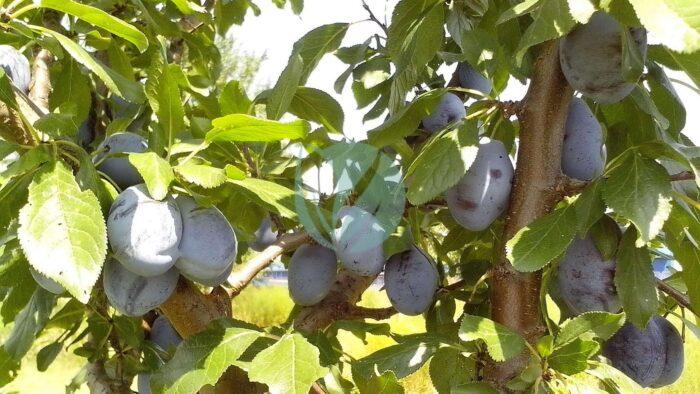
[421,93,467,133]
[288,244,338,306]
[250,216,277,252]
[332,206,386,276]
[384,246,439,315]
[0,45,30,93]
[150,315,182,351]
[103,258,179,317]
[456,62,491,95]
[94,132,148,189]
[562,97,606,181]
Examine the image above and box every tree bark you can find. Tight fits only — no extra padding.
[485,40,573,386]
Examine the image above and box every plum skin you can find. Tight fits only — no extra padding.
[421,93,467,133]
[150,315,182,351]
[651,316,684,388]
[0,45,30,93]
[456,62,492,95]
[384,246,439,315]
[175,196,238,283]
[557,236,620,314]
[288,244,338,306]
[445,139,513,231]
[250,216,276,252]
[103,258,179,317]
[562,97,606,181]
[107,184,182,277]
[332,206,386,276]
[94,132,148,189]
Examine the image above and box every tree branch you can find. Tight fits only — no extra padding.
[670,171,695,182]
[657,279,692,310]
[347,305,397,320]
[361,0,388,35]
[29,49,52,113]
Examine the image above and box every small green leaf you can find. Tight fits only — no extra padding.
[614,228,657,329]
[229,178,297,219]
[248,333,327,394]
[36,342,63,372]
[289,87,344,134]
[224,165,246,181]
[458,315,526,362]
[266,54,304,120]
[589,215,622,261]
[0,346,20,388]
[207,115,310,142]
[548,338,599,375]
[452,381,500,393]
[4,288,55,360]
[354,370,404,394]
[129,152,174,200]
[219,80,252,115]
[496,0,540,24]
[555,312,626,347]
[428,347,475,393]
[514,0,576,63]
[175,162,227,189]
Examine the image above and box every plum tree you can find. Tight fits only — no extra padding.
[94,132,148,189]
[150,315,182,351]
[559,12,647,104]
[445,140,514,231]
[332,205,386,276]
[103,258,179,317]
[561,97,606,181]
[456,62,492,95]
[175,196,237,283]
[29,267,64,294]
[384,246,439,315]
[250,216,276,252]
[0,45,30,93]
[603,316,683,387]
[107,184,182,277]
[557,236,620,314]
[288,244,338,306]
[421,92,467,132]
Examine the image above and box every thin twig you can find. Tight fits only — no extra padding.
[361,0,388,34]
[347,305,397,320]
[656,279,692,310]
[670,171,695,182]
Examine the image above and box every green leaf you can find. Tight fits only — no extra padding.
[0,347,19,388]
[452,382,499,394]
[219,80,252,115]
[574,180,605,236]
[603,152,672,245]
[266,54,304,120]
[497,0,541,24]
[514,0,576,63]
[355,371,404,394]
[289,87,344,134]
[507,200,577,272]
[649,45,700,87]
[0,145,52,185]
[49,57,92,124]
[128,152,174,200]
[146,55,185,151]
[547,338,599,375]
[18,161,107,303]
[248,333,327,394]
[627,0,700,53]
[151,320,261,394]
[458,315,526,362]
[590,215,622,261]
[667,238,700,315]
[4,288,55,359]
[352,335,441,380]
[647,63,686,136]
[292,23,350,84]
[229,178,297,219]
[428,347,475,393]
[555,312,626,347]
[585,361,643,393]
[614,228,657,329]
[36,342,63,372]
[174,162,227,189]
[207,115,310,142]
[39,0,148,52]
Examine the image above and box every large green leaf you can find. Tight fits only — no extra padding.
[207,115,309,142]
[146,56,185,151]
[40,0,148,52]
[228,178,297,219]
[352,335,442,380]
[554,312,626,347]
[547,338,599,375]
[18,161,107,303]
[49,57,92,125]
[614,228,657,329]
[514,0,575,63]
[627,0,700,53]
[174,162,227,189]
[266,54,303,120]
[129,152,174,200]
[248,333,327,394]
[649,45,700,88]
[458,315,526,362]
[4,288,55,360]
[667,238,700,315]
[289,87,344,134]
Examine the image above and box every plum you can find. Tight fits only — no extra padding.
[562,97,606,181]
[457,62,492,95]
[602,319,666,387]
[560,12,647,104]
[94,132,148,189]
[332,206,386,276]
[557,236,620,314]
[384,246,439,315]
[250,216,277,252]
[103,258,179,317]
[29,267,65,295]
[137,373,151,394]
[107,184,182,277]
[288,244,338,306]
[445,139,513,231]
[150,315,182,351]
[0,45,30,93]
[175,196,237,283]
[185,262,233,287]
[651,316,684,387]
[421,93,467,133]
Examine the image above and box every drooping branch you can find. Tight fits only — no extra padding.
[657,279,692,310]
[29,49,53,113]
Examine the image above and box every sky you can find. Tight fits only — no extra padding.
[229,0,700,144]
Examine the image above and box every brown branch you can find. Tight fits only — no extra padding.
[361,0,388,35]
[227,232,311,297]
[347,305,397,320]
[440,279,468,293]
[670,171,695,182]
[557,175,589,197]
[29,49,52,113]
[160,279,232,338]
[657,279,692,310]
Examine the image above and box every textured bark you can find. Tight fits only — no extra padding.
[29,49,53,113]
[485,40,573,386]
[160,279,232,338]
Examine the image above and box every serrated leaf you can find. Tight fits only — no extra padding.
[4,288,55,360]
[666,237,700,315]
[458,315,526,362]
[514,0,576,63]
[18,161,107,303]
[49,57,92,125]
[627,0,700,53]
[219,80,252,115]
[548,338,599,375]
[649,45,700,87]
[146,54,185,151]
[507,201,577,272]
[293,23,350,84]
[352,335,441,380]
[128,152,173,200]
[289,87,344,134]
[585,361,643,393]
[175,162,227,189]
[428,347,475,393]
[603,152,672,245]
[614,228,657,329]
[0,145,52,185]
[207,114,309,142]
[555,312,626,347]
[248,333,327,394]
[229,178,297,219]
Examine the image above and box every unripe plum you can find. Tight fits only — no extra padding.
[29,267,64,294]
[150,315,182,351]
[650,316,684,388]
[103,258,179,317]
[0,45,30,93]
[457,62,492,95]
[175,196,237,283]
[107,184,182,277]
[421,93,466,133]
[559,12,647,104]
[562,97,606,181]
[95,132,148,189]
[332,206,386,276]
[557,236,620,314]
[384,246,439,315]
[445,140,513,231]
[288,244,338,306]
[250,216,276,252]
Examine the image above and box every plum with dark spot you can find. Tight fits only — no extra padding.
[332,206,386,276]
[288,244,338,306]
[250,216,276,252]
[94,132,148,189]
[559,12,647,104]
[103,258,179,317]
[445,140,513,231]
[557,236,620,314]
[175,196,237,284]
[30,267,64,294]
[421,93,467,132]
[385,246,439,315]
[150,315,182,351]
[457,62,492,95]
[107,184,182,277]
[562,97,606,180]
[0,45,30,93]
